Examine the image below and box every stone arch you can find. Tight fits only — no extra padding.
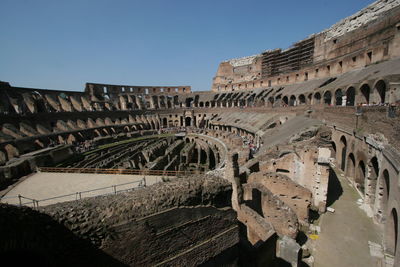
[331,141,336,158]
[307,93,312,104]
[205,101,210,107]
[346,153,356,179]
[268,97,274,107]
[356,160,366,193]
[282,96,289,106]
[376,169,391,223]
[323,91,332,105]
[298,94,306,105]
[386,208,398,257]
[360,84,371,104]
[199,102,204,107]
[339,136,347,171]
[185,117,192,127]
[162,118,168,127]
[335,89,343,106]
[150,120,156,129]
[314,92,321,104]
[374,80,387,104]
[289,95,296,106]
[346,87,355,106]
[186,98,193,108]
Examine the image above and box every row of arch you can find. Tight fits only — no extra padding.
[278,80,387,107]
[190,80,390,109]
[333,133,398,257]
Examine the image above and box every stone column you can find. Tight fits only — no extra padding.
[389,82,400,104]
[225,152,242,211]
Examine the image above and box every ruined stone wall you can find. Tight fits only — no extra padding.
[330,125,400,263]
[211,0,400,92]
[248,172,312,225]
[0,175,238,266]
[259,147,331,212]
[37,175,236,266]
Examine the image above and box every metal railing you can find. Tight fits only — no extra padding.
[37,167,199,176]
[1,179,147,208]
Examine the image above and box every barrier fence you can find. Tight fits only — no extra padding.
[37,167,200,176]
[1,179,146,208]
[2,168,202,208]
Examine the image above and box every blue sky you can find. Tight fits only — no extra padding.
[0,0,374,91]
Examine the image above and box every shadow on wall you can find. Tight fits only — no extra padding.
[0,204,127,267]
[326,168,343,207]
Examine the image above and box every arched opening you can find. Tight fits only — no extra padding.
[298,94,306,105]
[331,141,337,158]
[357,160,366,193]
[346,87,355,106]
[282,96,289,106]
[323,91,332,105]
[199,102,204,107]
[360,84,370,104]
[186,98,193,108]
[209,150,216,169]
[162,118,168,127]
[383,169,390,200]
[314,92,321,104]
[268,97,274,107]
[200,149,207,164]
[335,89,343,106]
[375,80,386,104]
[346,153,355,179]
[386,208,398,256]
[289,95,296,106]
[376,169,391,220]
[185,117,192,127]
[250,188,263,217]
[340,136,347,171]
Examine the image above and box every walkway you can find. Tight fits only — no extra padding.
[313,166,383,267]
[259,115,322,153]
[1,172,164,207]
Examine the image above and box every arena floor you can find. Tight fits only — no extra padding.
[1,172,164,207]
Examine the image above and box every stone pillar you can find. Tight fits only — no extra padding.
[389,82,400,104]
[197,147,201,165]
[136,97,143,109]
[149,97,156,109]
[276,236,301,267]
[157,96,161,109]
[225,152,242,211]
